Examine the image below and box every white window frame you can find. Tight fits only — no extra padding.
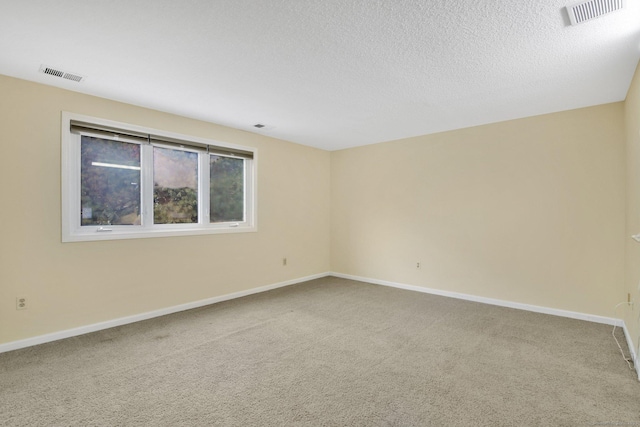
[62,112,257,242]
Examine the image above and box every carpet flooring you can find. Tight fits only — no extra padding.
[1,276,639,426]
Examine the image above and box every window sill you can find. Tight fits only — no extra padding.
[62,225,257,242]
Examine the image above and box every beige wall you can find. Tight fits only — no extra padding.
[0,75,331,344]
[624,61,640,362]
[331,104,626,317]
[0,70,634,348]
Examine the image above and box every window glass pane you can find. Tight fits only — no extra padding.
[153,146,198,224]
[80,136,141,226]
[210,155,244,223]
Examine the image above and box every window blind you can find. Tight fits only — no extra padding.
[70,121,254,159]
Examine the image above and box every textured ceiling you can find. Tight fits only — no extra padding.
[1,0,639,150]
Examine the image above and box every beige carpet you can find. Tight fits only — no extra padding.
[1,276,639,426]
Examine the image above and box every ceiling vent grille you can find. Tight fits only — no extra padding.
[567,0,625,25]
[39,65,85,83]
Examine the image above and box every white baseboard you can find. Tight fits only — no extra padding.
[332,272,640,380]
[0,272,330,354]
[621,322,640,381]
[330,272,622,326]
[3,271,638,382]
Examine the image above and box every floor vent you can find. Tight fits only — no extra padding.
[39,65,85,83]
[567,0,625,25]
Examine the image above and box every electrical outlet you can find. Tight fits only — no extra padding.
[283,257,287,267]
[16,296,27,310]
[416,262,421,270]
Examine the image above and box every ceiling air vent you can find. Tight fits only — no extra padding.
[566,0,625,25]
[39,65,85,83]
[252,123,275,131]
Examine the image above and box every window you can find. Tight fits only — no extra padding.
[62,112,256,242]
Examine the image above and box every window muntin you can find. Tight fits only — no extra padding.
[62,113,256,242]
